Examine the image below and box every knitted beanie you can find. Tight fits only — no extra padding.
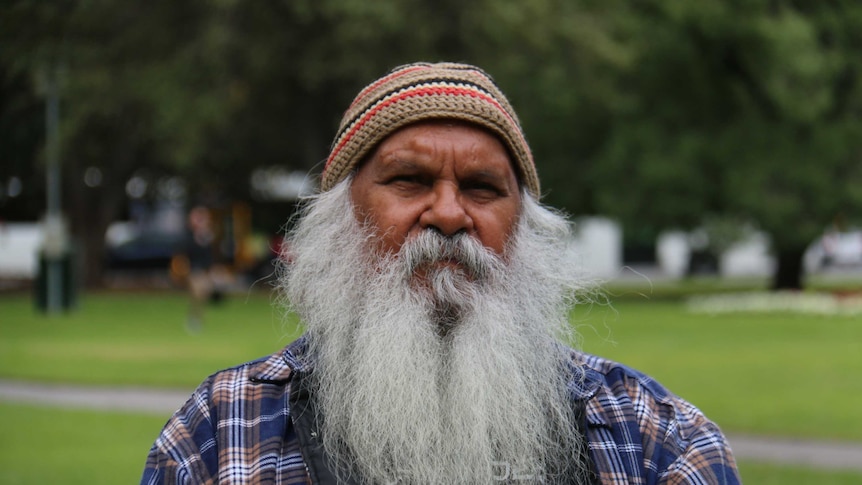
[320,62,540,197]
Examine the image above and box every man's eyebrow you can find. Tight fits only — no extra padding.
[477,168,507,178]
[464,168,510,183]
[378,157,427,172]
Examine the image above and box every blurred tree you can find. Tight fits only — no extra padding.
[586,0,862,289]
[1,0,225,286]
[3,0,860,291]
[0,64,45,221]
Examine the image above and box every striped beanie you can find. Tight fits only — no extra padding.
[320,62,540,197]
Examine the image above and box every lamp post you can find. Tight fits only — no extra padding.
[40,62,71,313]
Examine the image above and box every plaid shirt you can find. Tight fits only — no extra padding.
[142,337,740,484]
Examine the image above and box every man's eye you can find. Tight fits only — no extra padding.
[386,175,426,189]
[389,174,421,184]
[464,183,503,197]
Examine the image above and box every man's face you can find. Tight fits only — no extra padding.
[349,121,522,260]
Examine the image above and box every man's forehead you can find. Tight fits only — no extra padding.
[361,120,522,183]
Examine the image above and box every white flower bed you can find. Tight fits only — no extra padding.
[687,291,862,316]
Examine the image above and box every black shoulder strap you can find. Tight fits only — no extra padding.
[571,398,602,485]
[289,371,361,485]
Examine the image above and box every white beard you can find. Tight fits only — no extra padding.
[278,179,593,484]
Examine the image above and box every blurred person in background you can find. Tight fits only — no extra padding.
[143,63,740,484]
[183,205,215,332]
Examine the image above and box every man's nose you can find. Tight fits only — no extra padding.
[419,184,473,236]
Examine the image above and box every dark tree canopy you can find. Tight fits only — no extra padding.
[2,0,860,289]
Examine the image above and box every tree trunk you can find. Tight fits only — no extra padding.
[78,217,111,288]
[67,164,127,289]
[68,188,111,289]
[771,246,807,290]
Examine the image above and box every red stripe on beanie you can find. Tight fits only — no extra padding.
[326,85,519,171]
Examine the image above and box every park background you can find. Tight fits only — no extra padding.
[1,1,862,483]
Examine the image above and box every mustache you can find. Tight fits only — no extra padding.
[399,230,502,281]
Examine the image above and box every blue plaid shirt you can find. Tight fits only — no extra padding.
[142,337,740,484]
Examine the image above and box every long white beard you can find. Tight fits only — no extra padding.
[278,180,592,484]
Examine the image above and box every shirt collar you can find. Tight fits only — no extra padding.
[564,348,603,401]
[247,336,310,383]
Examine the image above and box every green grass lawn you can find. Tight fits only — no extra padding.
[1,288,861,483]
[0,291,299,389]
[0,403,167,485]
[736,461,862,485]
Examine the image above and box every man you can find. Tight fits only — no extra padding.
[142,62,740,484]
[183,205,215,332]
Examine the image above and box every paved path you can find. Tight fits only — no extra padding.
[2,379,861,472]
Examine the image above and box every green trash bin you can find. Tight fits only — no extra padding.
[35,248,77,312]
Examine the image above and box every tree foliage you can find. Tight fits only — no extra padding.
[2,0,860,289]
[584,0,862,287]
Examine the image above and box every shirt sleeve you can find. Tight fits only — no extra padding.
[140,379,219,485]
[658,420,741,485]
[582,357,742,484]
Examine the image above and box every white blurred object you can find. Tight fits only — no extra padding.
[805,229,862,273]
[719,231,775,277]
[574,217,622,278]
[0,223,43,278]
[656,231,690,278]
